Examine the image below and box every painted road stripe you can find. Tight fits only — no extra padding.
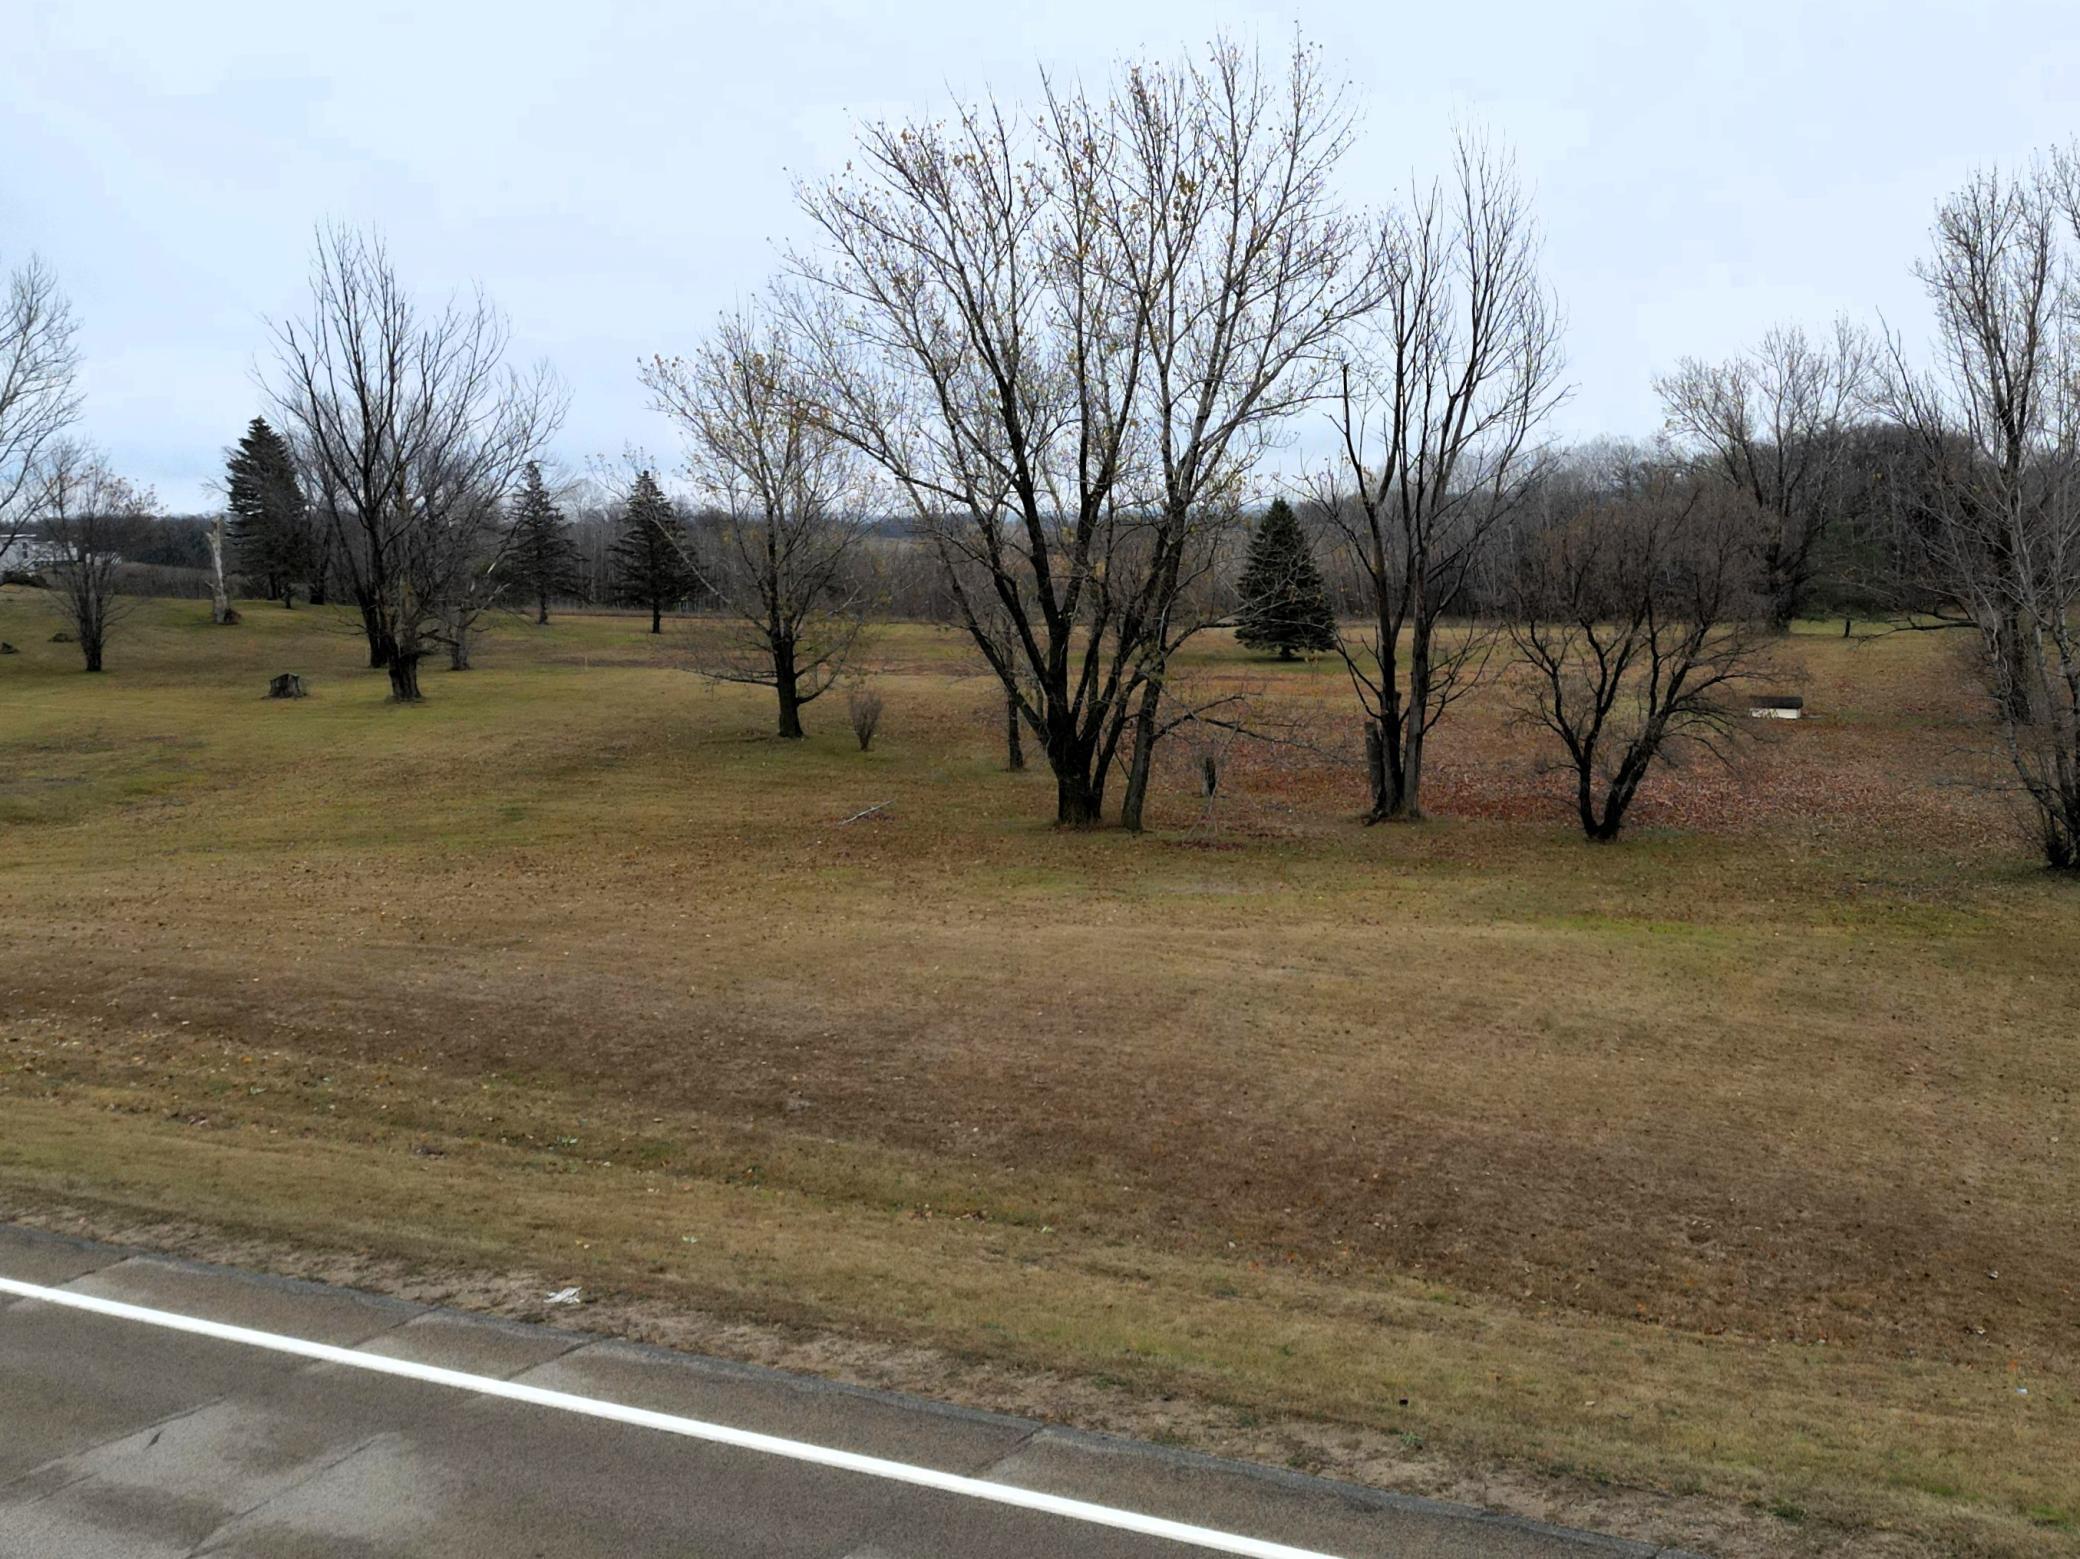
[0,1274,1347,1559]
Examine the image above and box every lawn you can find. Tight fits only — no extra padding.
[0,586,2074,1556]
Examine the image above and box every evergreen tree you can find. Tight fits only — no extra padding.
[611,470,690,633]
[1235,498,1336,659]
[224,416,308,607]
[506,462,583,623]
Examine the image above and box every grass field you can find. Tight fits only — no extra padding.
[1,585,2074,1556]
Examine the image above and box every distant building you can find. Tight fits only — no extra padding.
[0,535,58,574]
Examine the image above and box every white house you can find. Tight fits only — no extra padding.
[0,534,64,574]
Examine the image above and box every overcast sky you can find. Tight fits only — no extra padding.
[4,0,2076,511]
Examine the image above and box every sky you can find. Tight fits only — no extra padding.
[3,0,2077,512]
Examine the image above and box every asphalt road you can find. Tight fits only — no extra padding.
[0,1225,1698,1558]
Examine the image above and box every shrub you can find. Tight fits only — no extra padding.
[848,683,885,751]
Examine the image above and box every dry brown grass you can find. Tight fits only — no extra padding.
[0,587,2074,1556]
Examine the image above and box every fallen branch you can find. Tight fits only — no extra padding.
[837,801,891,826]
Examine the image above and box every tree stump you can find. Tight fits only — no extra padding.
[267,673,308,699]
[0,642,15,655]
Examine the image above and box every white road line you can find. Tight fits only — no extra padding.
[0,1274,1348,1559]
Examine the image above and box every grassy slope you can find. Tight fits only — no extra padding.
[0,587,2074,1555]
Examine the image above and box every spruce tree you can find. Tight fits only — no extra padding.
[611,470,690,634]
[224,417,308,607]
[506,462,583,623]
[1235,498,1336,659]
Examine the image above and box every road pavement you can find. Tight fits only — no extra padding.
[0,1224,1701,1558]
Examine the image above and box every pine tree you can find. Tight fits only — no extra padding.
[610,470,690,634]
[224,416,308,608]
[506,462,583,623]
[1235,498,1336,659]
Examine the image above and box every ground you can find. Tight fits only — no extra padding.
[0,586,2073,1557]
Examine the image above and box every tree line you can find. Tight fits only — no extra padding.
[218,407,710,638]
[5,37,2080,866]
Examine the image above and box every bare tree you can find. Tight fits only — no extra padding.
[1507,450,1768,839]
[37,442,153,672]
[265,225,564,701]
[1877,149,2080,867]
[205,512,233,625]
[645,300,873,738]
[1312,133,1566,822]
[1098,44,1382,830]
[966,582,1036,771]
[792,36,1379,825]
[440,487,508,671]
[1655,319,1876,631]
[0,255,81,559]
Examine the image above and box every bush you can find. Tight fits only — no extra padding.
[848,683,885,751]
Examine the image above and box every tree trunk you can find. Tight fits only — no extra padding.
[82,638,104,673]
[1576,760,1602,838]
[537,590,550,626]
[1387,725,1425,821]
[1005,692,1025,771]
[2044,803,2080,871]
[360,604,394,669]
[1366,704,1419,821]
[1587,747,1654,840]
[207,518,231,626]
[281,583,295,610]
[1999,610,2037,725]
[1056,770,1105,827]
[1383,626,1429,819]
[1763,543,1797,634]
[1119,679,1162,832]
[1037,706,1108,826]
[774,641,804,739]
[1364,583,1422,821]
[387,651,424,702]
[650,601,663,635]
